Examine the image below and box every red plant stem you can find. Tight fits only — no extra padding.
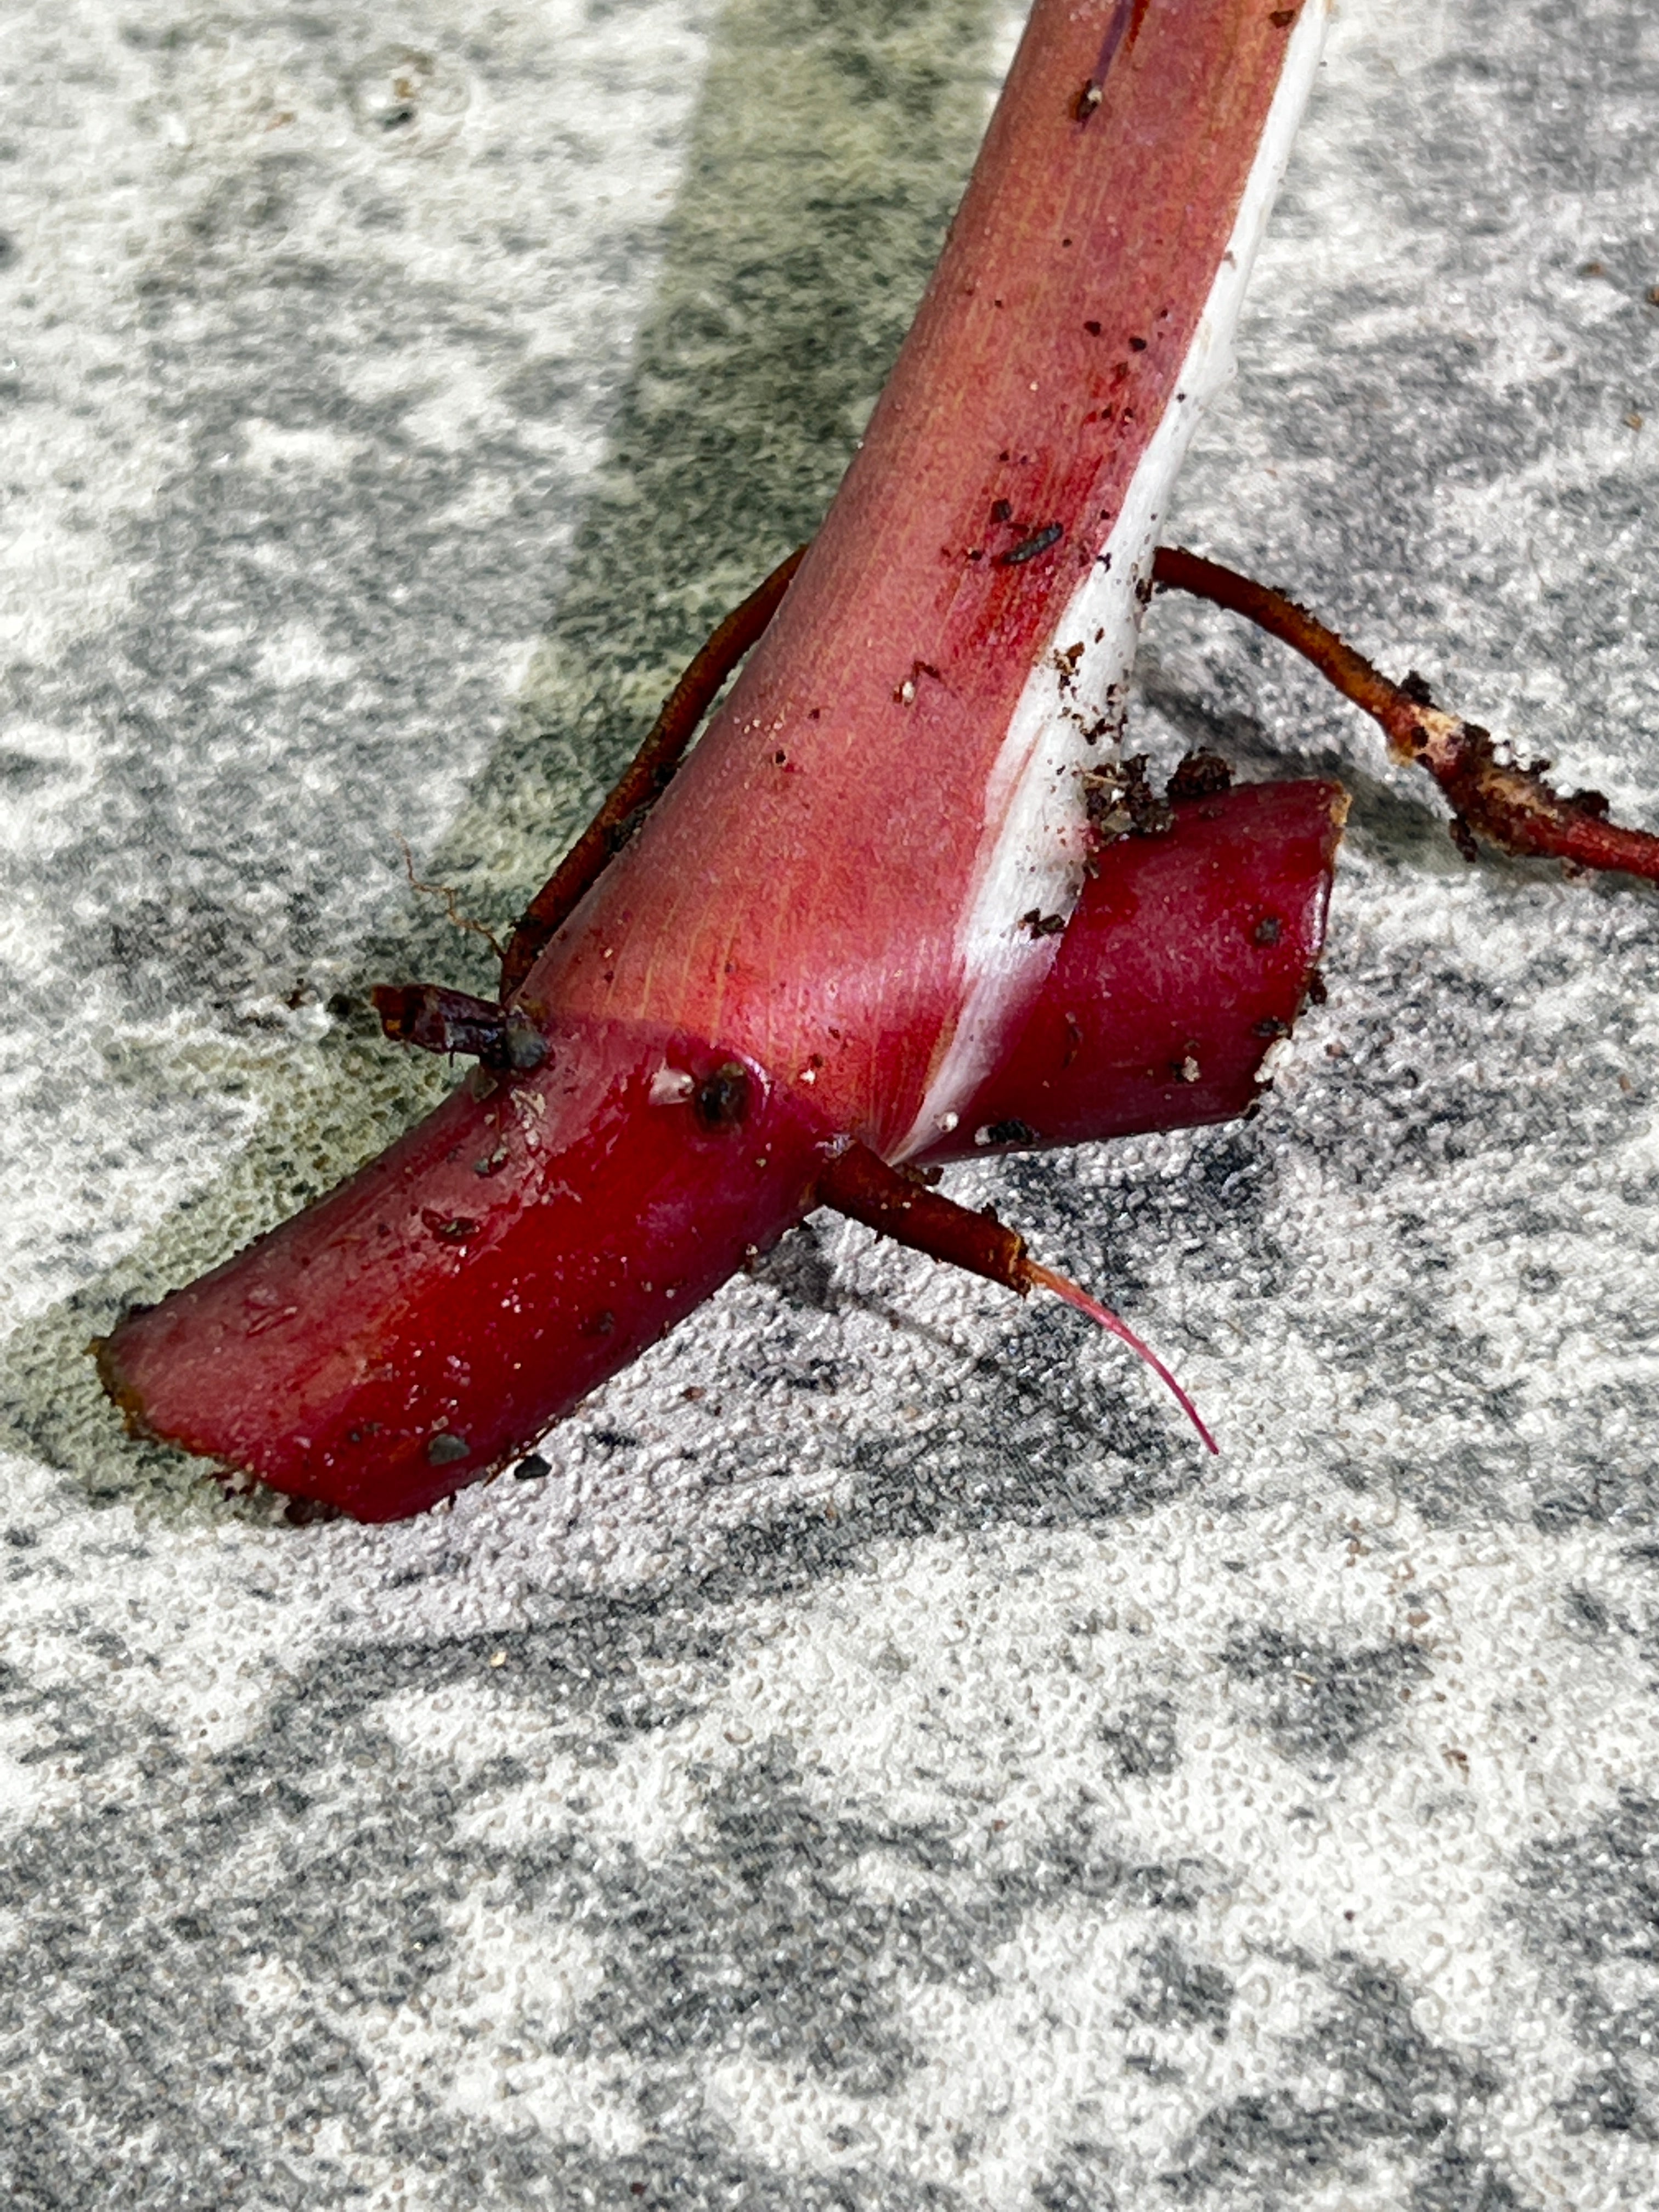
[526,1,1329,1159]
[1154,546,1659,881]
[920,777,1346,1159]
[97,2,1334,1519]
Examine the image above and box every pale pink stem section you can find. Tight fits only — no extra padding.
[1026,1261,1219,1455]
[528,0,1332,1159]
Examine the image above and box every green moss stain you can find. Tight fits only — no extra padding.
[0,0,1005,1515]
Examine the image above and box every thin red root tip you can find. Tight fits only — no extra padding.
[1026,1262,1219,1454]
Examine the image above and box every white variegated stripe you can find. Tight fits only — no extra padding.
[897,0,1331,1161]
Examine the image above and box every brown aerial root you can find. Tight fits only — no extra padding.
[499,542,808,996]
[370,983,547,1071]
[1152,545,1659,883]
[817,1141,1216,1452]
[376,545,806,1063]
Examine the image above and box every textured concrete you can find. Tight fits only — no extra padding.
[2,2,1658,2206]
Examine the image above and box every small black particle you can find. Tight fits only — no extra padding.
[695,1062,751,1132]
[979,1117,1039,1148]
[997,522,1064,567]
[1166,749,1233,803]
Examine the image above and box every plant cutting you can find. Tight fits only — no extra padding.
[94,0,1659,1523]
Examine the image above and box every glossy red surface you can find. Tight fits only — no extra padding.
[525,0,1313,1154]
[100,786,1342,1520]
[99,1024,834,1521]
[95,3,1333,1520]
[924,781,1346,1158]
